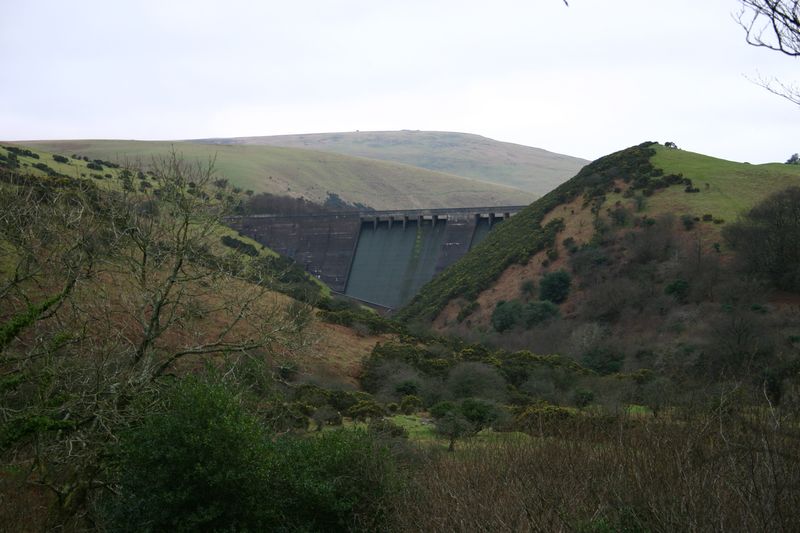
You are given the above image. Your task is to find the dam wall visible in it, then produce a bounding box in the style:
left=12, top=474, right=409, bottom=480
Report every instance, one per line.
left=227, top=206, right=525, bottom=308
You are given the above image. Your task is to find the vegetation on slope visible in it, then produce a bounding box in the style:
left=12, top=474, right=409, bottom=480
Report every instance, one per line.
left=20, top=139, right=535, bottom=210
left=396, top=142, right=660, bottom=323
left=4, top=141, right=800, bottom=531
left=198, top=130, right=589, bottom=196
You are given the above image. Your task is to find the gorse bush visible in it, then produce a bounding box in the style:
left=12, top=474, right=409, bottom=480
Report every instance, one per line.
left=104, top=378, right=398, bottom=532
left=105, top=377, right=274, bottom=532
left=539, top=270, right=572, bottom=304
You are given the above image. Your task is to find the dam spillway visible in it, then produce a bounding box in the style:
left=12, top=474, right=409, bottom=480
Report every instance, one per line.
left=226, top=206, right=525, bottom=309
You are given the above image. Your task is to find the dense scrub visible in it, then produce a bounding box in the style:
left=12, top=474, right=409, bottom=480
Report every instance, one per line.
left=390, top=405, right=800, bottom=532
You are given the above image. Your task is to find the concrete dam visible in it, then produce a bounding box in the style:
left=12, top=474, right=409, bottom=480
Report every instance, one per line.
left=227, top=206, right=525, bottom=309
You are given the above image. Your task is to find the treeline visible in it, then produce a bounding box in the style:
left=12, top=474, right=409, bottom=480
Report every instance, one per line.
left=246, top=191, right=373, bottom=215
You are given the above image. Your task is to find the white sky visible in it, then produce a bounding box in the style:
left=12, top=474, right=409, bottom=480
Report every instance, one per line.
left=1, top=0, right=798, bottom=163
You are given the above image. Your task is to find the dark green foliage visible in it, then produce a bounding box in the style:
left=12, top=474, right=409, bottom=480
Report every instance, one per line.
left=581, top=347, right=624, bottom=375
left=724, top=187, right=800, bottom=291
left=52, top=154, right=69, bottom=164
left=0, top=284, right=74, bottom=351
left=105, top=378, right=274, bottom=532
left=491, top=300, right=559, bottom=333
left=32, top=162, right=67, bottom=177
left=318, top=308, right=398, bottom=334
left=86, top=162, right=103, bottom=171
left=539, top=270, right=572, bottom=304
left=3, top=146, right=39, bottom=159
left=0, top=415, right=75, bottom=451
left=244, top=254, right=325, bottom=303
left=459, top=398, right=505, bottom=430
left=106, top=378, right=396, bottom=532
left=430, top=401, right=459, bottom=419
left=522, top=300, right=559, bottom=326
left=434, top=411, right=475, bottom=451
left=395, top=380, right=419, bottom=396
left=681, top=214, right=695, bottom=230
left=348, top=399, right=386, bottom=421
left=786, top=153, right=800, bottom=165
left=368, top=417, right=408, bottom=439
left=491, top=299, right=523, bottom=332
left=665, top=279, right=690, bottom=303
left=220, top=234, right=259, bottom=256
left=445, top=362, right=508, bottom=401
left=399, top=394, right=423, bottom=414
left=263, top=428, right=398, bottom=532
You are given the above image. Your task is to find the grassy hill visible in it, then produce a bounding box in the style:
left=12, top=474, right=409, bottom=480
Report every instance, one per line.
left=17, top=139, right=535, bottom=210
left=194, top=130, right=588, bottom=196
left=397, top=142, right=800, bottom=324
left=646, top=146, right=800, bottom=223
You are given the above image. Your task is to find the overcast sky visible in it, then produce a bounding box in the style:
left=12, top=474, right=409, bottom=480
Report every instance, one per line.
left=1, top=0, right=798, bottom=162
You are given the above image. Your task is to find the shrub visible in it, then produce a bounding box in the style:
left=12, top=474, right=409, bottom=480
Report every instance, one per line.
left=491, top=300, right=523, bottom=332
left=348, top=399, right=386, bottom=421
left=581, top=347, right=624, bottom=375
left=459, top=398, right=505, bottom=430
left=434, top=411, right=475, bottom=451
left=520, top=279, right=536, bottom=298
left=104, top=378, right=274, bottom=531
left=399, top=394, right=423, bottom=414
left=52, top=154, right=69, bottom=164
left=665, top=279, right=690, bottom=303
left=368, top=417, right=409, bottom=439
left=522, top=300, right=560, bottom=326
left=270, top=428, right=399, bottom=531
left=681, top=214, right=695, bottom=230
left=445, top=362, right=508, bottom=401
left=540, top=270, right=572, bottom=304
left=430, top=400, right=459, bottom=419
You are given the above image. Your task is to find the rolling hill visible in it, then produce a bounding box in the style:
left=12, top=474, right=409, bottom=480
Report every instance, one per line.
left=16, top=139, right=534, bottom=210
left=397, top=142, right=800, bottom=326
left=194, top=130, right=588, bottom=196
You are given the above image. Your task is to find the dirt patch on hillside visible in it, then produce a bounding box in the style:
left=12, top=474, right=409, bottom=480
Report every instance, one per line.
left=434, top=195, right=595, bottom=330
left=296, top=321, right=389, bottom=387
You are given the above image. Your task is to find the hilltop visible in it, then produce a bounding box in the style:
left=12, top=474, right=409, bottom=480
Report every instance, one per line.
left=194, top=130, right=588, bottom=196
left=17, top=139, right=534, bottom=210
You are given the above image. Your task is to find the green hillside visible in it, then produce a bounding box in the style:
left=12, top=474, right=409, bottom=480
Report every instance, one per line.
left=19, top=139, right=535, bottom=210
left=195, top=130, right=588, bottom=196
left=397, top=142, right=800, bottom=323
left=647, top=146, right=800, bottom=222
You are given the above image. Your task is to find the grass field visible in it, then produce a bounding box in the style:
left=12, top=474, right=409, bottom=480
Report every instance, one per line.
left=648, top=145, right=800, bottom=223
left=198, top=130, right=589, bottom=196
left=15, top=139, right=535, bottom=210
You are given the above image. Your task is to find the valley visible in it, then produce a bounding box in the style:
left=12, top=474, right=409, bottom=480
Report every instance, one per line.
left=3, top=137, right=800, bottom=531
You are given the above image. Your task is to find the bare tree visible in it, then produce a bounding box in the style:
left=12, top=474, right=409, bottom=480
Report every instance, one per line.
left=0, top=152, right=311, bottom=525
left=737, top=1, right=800, bottom=104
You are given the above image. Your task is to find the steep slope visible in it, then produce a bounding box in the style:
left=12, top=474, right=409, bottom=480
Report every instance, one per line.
left=397, top=142, right=800, bottom=325
left=18, top=140, right=534, bottom=210
left=194, top=130, right=588, bottom=196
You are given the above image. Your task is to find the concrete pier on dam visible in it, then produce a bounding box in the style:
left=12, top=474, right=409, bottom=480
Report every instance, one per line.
left=226, top=206, right=526, bottom=310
